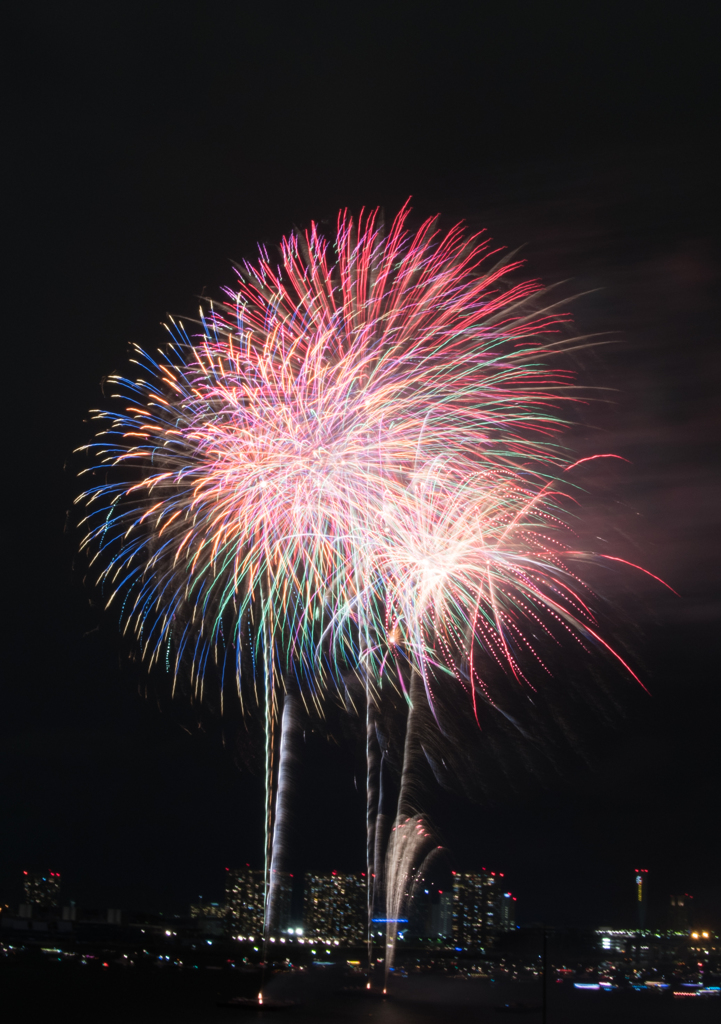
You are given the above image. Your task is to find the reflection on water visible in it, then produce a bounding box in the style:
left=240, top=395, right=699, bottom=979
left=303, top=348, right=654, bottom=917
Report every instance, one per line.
left=2, top=966, right=719, bottom=1024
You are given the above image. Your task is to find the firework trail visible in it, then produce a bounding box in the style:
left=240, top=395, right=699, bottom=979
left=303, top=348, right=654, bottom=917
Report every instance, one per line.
left=266, top=693, right=299, bottom=938
left=76, top=202, right=658, bottom=956
left=378, top=669, right=441, bottom=978
left=365, top=698, right=380, bottom=961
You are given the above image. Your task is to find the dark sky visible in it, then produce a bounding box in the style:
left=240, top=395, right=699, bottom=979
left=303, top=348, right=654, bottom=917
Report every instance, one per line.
left=3, top=2, right=719, bottom=929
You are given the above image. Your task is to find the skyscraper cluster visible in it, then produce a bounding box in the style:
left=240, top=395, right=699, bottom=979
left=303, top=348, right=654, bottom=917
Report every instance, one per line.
left=214, top=866, right=515, bottom=948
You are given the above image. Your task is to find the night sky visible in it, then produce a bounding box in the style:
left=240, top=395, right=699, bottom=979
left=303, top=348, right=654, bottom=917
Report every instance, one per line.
left=3, top=2, right=718, bottom=929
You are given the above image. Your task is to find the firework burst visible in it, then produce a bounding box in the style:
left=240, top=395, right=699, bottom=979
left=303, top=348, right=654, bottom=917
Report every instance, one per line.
left=77, top=202, right=583, bottom=715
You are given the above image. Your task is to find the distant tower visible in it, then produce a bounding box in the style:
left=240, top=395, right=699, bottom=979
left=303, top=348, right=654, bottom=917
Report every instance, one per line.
left=634, top=869, right=648, bottom=929
left=22, top=870, right=60, bottom=910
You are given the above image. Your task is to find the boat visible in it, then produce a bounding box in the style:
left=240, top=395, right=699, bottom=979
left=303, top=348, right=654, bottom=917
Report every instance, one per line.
left=494, top=1001, right=543, bottom=1013
left=218, top=996, right=300, bottom=1011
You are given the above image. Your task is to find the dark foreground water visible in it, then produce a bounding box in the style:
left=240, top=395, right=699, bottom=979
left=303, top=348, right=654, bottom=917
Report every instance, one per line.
left=2, top=966, right=719, bottom=1024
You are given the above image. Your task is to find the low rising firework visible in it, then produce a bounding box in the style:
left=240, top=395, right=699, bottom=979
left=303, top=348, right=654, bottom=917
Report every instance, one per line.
left=77, top=202, right=663, bottom=944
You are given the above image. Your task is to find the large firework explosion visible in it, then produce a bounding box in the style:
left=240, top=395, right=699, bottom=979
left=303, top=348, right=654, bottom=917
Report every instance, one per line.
left=77, top=203, right=659, bottom=950
left=77, top=204, right=612, bottom=704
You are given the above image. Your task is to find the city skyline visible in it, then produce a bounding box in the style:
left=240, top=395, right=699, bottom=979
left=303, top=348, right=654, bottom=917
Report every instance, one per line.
left=7, top=862, right=717, bottom=941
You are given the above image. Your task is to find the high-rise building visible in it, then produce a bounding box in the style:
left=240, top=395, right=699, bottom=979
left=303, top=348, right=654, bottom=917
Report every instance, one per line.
left=452, top=870, right=513, bottom=950
left=224, top=866, right=293, bottom=936
left=635, top=868, right=648, bottom=929
left=434, top=892, right=453, bottom=938
left=225, top=866, right=265, bottom=937
left=22, top=871, right=60, bottom=909
left=304, top=872, right=366, bottom=945
left=669, top=893, right=690, bottom=932
left=498, top=891, right=516, bottom=933
left=453, top=872, right=488, bottom=949
left=408, top=886, right=453, bottom=940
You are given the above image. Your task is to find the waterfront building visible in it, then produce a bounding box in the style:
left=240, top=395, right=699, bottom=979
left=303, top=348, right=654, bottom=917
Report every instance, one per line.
left=498, top=890, right=517, bottom=933
left=304, top=872, right=365, bottom=944
left=189, top=898, right=228, bottom=919
left=669, top=893, right=690, bottom=932
left=22, top=870, right=60, bottom=910
left=452, top=870, right=514, bottom=950
left=431, top=892, right=453, bottom=938
left=597, top=928, right=636, bottom=954
left=409, top=887, right=453, bottom=940
left=225, top=866, right=265, bottom=937
left=224, top=866, right=293, bottom=936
